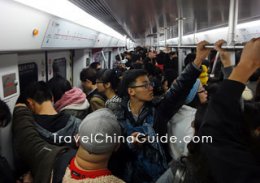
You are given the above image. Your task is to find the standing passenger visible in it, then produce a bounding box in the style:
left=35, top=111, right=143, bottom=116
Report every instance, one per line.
left=80, top=68, right=106, bottom=113
left=62, top=108, right=124, bottom=183
left=48, top=75, right=90, bottom=120
left=13, top=105, right=125, bottom=183
left=114, top=41, right=211, bottom=182
left=21, top=81, right=81, bottom=147
left=96, top=69, right=122, bottom=113
left=199, top=38, right=260, bottom=183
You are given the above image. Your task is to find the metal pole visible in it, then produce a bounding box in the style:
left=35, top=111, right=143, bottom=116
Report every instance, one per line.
left=177, top=0, right=184, bottom=75
left=177, top=18, right=184, bottom=75
left=227, top=0, right=238, bottom=46
left=117, top=48, right=122, bottom=61
left=227, top=0, right=239, bottom=65
left=101, top=50, right=108, bottom=69
left=157, top=32, right=160, bottom=49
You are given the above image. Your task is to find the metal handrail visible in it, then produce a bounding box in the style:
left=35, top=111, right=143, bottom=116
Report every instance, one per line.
left=167, top=44, right=244, bottom=49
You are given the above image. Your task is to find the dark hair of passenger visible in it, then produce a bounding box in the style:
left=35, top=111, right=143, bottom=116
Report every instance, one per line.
left=184, top=53, right=196, bottom=67
left=156, top=51, right=165, bottom=65
left=0, top=99, right=11, bottom=127
left=97, top=69, right=120, bottom=91
left=186, top=95, right=200, bottom=108
left=80, top=68, right=97, bottom=84
left=119, top=69, right=147, bottom=97
left=24, top=81, right=53, bottom=104
left=115, top=54, right=121, bottom=61
left=47, top=75, right=72, bottom=103
left=150, top=77, right=164, bottom=96
left=89, top=62, right=101, bottom=70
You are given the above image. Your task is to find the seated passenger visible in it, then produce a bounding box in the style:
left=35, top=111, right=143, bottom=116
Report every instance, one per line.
left=48, top=75, right=90, bottom=120
left=199, top=38, right=260, bottom=183
left=23, top=81, right=81, bottom=147
left=96, top=69, right=122, bottom=113
left=114, top=41, right=211, bottom=182
left=80, top=68, right=106, bottom=113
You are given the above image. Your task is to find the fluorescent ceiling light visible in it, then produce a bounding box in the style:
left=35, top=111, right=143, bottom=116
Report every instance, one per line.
left=14, top=0, right=125, bottom=40
left=167, top=19, right=260, bottom=43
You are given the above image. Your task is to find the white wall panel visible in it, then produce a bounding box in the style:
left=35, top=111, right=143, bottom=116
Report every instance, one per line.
left=0, top=53, right=19, bottom=168
left=0, top=0, right=51, bottom=51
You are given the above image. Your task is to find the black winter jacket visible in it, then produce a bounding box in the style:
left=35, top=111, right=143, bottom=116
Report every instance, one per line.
left=153, top=63, right=202, bottom=136
left=199, top=80, right=260, bottom=183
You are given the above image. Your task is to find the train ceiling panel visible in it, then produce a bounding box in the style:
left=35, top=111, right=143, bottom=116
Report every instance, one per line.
left=69, top=0, right=260, bottom=42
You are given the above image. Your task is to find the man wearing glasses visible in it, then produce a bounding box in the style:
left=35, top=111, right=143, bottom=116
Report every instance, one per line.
left=113, top=41, right=211, bottom=183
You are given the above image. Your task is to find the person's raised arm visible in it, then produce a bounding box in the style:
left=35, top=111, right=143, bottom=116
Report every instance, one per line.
left=215, top=39, right=232, bottom=68
left=154, top=41, right=211, bottom=136
left=193, top=40, right=211, bottom=67
left=199, top=37, right=260, bottom=183
left=215, top=39, right=233, bottom=78
left=229, top=38, right=260, bottom=84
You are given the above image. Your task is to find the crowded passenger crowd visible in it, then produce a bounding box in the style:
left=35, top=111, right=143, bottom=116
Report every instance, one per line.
left=1, top=38, right=260, bottom=183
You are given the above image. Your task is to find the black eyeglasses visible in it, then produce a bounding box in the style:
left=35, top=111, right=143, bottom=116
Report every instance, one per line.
left=130, top=82, right=154, bottom=89
left=197, top=89, right=207, bottom=94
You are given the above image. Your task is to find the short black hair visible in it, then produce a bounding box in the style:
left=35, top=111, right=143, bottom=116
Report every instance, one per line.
left=184, top=53, right=196, bottom=67
left=24, top=81, right=53, bottom=104
left=80, top=68, right=97, bottom=84
left=47, top=75, right=72, bottom=103
left=0, top=99, right=11, bottom=127
left=97, top=69, right=120, bottom=91
left=89, top=62, right=101, bottom=70
left=119, top=69, right=147, bottom=97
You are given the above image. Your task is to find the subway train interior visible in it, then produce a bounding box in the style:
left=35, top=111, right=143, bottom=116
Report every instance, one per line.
left=0, top=0, right=260, bottom=182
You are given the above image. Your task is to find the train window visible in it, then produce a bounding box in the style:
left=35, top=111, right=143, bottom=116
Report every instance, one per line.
left=53, top=57, right=66, bottom=78
left=18, top=62, right=38, bottom=94
left=86, top=57, right=90, bottom=67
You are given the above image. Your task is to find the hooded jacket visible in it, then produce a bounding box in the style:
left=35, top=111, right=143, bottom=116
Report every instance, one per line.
left=55, top=87, right=90, bottom=120
left=34, top=113, right=81, bottom=148
left=13, top=106, right=69, bottom=183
